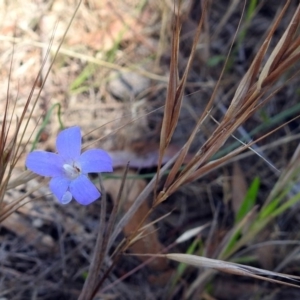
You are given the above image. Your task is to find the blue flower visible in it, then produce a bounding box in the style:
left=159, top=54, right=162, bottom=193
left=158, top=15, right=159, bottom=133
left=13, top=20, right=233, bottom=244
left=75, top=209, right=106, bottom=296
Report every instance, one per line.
left=26, top=126, right=113, bottom=205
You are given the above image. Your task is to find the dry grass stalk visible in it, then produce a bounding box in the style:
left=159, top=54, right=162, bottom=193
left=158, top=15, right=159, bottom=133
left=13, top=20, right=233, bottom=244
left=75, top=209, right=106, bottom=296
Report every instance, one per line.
left=162, top=253, right=300, bottom=288
left=155, top=1, right=300, bottom=205
left=111, top=1, right=300, bottom=262
left=156, top=0, right=248, bottom=199
left=156, top=0, right=208, bottom=185
left=0, top=1, right=82, bottom=221
left=106, top=3, right=300, bottom=295
left=265, top=143, right=300, bottom=205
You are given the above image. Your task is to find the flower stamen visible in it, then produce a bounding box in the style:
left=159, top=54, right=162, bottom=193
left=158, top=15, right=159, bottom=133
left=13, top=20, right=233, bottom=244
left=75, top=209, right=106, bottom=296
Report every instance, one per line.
left=63, top=163, right=81, bottom=179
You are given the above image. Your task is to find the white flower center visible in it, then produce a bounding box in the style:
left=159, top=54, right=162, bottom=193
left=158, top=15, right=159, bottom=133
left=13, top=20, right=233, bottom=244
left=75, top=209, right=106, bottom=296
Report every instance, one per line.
left=63, top=163, right=81, bottom=179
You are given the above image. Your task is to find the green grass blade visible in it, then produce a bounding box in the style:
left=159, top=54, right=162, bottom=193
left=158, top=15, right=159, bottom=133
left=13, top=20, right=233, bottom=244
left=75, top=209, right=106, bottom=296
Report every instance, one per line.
left=235, top=177, right=260, bottom=223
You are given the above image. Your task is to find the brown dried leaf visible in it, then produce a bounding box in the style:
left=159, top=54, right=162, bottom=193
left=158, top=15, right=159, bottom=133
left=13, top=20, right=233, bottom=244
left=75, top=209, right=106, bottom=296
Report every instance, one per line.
left=148, top=269, right=175, bottom=286
left=231, top=162, right=247, bottom=215
left=69, top=0, right=144, bottom=52
left=103, top=171, right=168, bottom=271
left=70, top=16, right=141, bottom=51
left=109, top=144, right=193, bottom=169
left=256, top=232, right=275, bottom=270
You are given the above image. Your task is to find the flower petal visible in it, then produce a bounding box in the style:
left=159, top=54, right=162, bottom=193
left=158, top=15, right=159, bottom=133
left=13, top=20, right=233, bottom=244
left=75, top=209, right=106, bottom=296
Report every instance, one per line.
left=78, top=149, right=113, bottom=173
left=69, top=175, right=100, bottom=205
left=56, top=126, right=81, bottom=161
left=49, top=176, right=71, bottom=204
left=61, top=191, right=73, bottom=204
left=26, top=151, right=64, bottom=177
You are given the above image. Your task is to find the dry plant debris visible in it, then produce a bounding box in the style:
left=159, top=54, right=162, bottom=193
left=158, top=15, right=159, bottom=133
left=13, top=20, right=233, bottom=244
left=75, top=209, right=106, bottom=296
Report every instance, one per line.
left=1, top=0, right=300, bottom=299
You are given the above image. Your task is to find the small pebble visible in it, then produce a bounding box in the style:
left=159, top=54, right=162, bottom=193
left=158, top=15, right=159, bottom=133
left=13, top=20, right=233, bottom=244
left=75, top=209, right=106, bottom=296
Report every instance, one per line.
left=107, top=71, right=150, bottom=101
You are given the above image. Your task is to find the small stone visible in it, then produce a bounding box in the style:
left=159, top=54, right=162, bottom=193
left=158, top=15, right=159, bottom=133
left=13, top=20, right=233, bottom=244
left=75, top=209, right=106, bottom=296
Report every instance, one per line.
left=107, top=71, right=150, bottom=101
